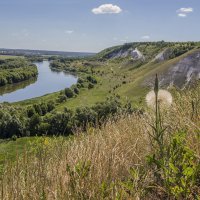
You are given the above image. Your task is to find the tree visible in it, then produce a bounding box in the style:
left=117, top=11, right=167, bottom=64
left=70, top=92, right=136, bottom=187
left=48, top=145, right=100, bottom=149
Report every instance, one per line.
left=64, top=88, right=74, bottom=98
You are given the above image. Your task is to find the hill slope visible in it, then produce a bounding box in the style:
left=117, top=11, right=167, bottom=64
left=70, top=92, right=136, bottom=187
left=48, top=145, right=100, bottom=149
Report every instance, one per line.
left=96, top=42, right=200, bottom=89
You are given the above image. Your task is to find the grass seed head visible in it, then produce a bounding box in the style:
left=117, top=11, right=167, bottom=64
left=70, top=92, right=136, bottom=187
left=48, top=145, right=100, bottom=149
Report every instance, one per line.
left=146, top=89, right=173, bottom=108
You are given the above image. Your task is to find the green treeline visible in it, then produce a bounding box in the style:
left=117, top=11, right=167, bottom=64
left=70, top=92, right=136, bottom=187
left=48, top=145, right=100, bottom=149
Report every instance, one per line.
left=0, top=97, right=134, bottom=139
left=0, top=59, right=38, bottom=86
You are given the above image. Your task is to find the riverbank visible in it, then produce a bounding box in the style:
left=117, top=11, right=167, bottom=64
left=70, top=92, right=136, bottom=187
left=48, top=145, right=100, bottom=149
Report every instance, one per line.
left=0, top=60, right=77, bottom=103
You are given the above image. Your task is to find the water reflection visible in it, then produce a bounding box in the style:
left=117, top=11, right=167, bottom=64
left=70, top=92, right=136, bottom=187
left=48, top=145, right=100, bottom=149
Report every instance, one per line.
left=0, top=78, right=37, bottom=96
left=0, top=61, right=77, bottom=103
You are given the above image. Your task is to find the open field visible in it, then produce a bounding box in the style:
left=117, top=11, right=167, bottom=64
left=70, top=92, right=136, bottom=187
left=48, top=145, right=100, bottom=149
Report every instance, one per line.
left=0, top=55, right=24, bottom=60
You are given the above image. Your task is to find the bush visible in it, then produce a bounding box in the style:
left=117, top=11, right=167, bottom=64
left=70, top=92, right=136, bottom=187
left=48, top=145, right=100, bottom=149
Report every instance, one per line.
left=64, top=88, right=74, bottom=98
left=77, top=78, right=84, bottom=84
left=45, top=111, right=73, bottom=135
left=11, top=135, right=17, bottom=141
left=57, top=95, right=67, bottom=103
left=77, top=83, right=84, bottom=88
left=74, top=87, right=79, bottom=94
left=88, top=83, right=94, bottom=89
left=74, top=107, right=97, bottom=128
left=86, top=76, right=97, bottom=84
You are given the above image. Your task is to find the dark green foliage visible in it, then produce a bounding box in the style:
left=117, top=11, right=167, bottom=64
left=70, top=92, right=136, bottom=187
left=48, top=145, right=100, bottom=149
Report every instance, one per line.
left=77, top=83, right=84, bottom=88
left=0, top=97, right=134, bottom=139
left=86, top=76, right=97, bottom=84
left=27, top=106, right=36, bottom=118
left=64, top=88, right=74, bottom=98
left=11, top=135, right=17, bottom=141
left=50, top=60, right=77, bottom=73
left=73, top=87, right=79, bottom=94
left=88, top=83, right=94, bottom=89
left=29, top=114, right=41, bottom=135
left=27, top=101, right=55, bottom=117
left=0, top=59, right=38, bottom=86
left=44, top=110, right=73, bottom=135
left=57, top=95, right=67, bottom=103
left=0, top=111, right=24, bottom=138
left=26, top=56, right=43, bottom=62
left=77, top=78, right=84, bottom=84
left=168, top=43, right=197, bottom=59
left=74, top=107, right=97, bottom=128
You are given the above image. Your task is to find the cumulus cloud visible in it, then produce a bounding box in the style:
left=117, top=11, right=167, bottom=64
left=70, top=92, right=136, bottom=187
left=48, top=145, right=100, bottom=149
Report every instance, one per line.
left=177, top=7, right=193, bottom=17
left=178, top=13, right=187, bottom=18
left=65, top=30, right=74, bottom=34
left=141, top=35, right=150, bottom=40
left=177, top=7, right=193, bottom=13
left=92, top=4, right=122, bottom=14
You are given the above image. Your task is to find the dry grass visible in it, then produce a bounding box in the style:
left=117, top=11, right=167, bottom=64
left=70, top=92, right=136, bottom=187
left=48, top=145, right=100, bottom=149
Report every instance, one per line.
left=0, top=85, right=200, bottom=200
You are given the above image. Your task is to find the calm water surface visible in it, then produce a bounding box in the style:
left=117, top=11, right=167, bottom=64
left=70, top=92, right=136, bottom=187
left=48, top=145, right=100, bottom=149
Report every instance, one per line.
left=0, top=61, right=77, bottom=103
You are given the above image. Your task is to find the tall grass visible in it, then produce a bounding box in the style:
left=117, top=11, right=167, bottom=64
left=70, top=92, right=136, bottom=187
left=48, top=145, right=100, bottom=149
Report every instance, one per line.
left=0, top=84, right=200, bottom=199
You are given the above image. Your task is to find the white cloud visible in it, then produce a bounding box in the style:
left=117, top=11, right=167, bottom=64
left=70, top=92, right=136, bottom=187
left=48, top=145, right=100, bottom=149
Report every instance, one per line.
left=178, top=13, right=187, bottom=18
left=65, top=30, right=74, bottom=34
left=92, top=4, right=122, bottom=14
left=177, top=7, right=193, bottom=17
left=177, top=7, right=193, bottom=13
left=141, top=35, right=150, bottom=40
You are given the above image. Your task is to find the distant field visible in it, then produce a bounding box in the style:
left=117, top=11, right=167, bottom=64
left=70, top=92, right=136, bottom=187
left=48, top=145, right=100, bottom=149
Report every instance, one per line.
left=0, top=55, right=23, bottom=60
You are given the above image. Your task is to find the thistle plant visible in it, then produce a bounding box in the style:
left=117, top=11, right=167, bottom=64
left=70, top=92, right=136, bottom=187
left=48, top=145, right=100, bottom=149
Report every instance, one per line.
left=146, top=74, right=174, bottom=196
left=146, top=75, right=200, bottom=199
left=146, top=74, right=172, bottom=158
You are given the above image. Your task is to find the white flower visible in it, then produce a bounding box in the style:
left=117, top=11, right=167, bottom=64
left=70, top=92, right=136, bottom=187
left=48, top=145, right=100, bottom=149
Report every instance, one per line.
left=146, top=89, right=173, bottom=108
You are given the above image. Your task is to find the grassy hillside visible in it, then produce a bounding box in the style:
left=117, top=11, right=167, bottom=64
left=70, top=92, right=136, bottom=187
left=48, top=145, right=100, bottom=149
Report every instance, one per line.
left=0, top=83, right=199, bottom=199
left=0, top=137, right=38, bottom=165
left=15, top=42, right=200, bottom=109
left=0, top=42, right=200, bottom=199
left=0, top=42, right=199, bottom=139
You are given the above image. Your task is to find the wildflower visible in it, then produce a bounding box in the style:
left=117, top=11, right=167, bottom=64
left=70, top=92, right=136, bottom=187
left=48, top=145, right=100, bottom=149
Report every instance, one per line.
left=146, top=89, right=173, bottom=108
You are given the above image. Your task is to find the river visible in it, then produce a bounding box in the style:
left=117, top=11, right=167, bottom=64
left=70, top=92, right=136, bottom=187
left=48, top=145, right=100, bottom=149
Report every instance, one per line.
left=0, top=61, right=77, bottom=103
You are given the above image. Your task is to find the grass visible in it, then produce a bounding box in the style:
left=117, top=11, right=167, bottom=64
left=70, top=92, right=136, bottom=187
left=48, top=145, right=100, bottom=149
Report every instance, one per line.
left=14, top=48, right=198, bottom=111
left=0, top=55, right=23, bottom=60
left=0, top=43, right=200, bottom=199
left=0, top=137, right=39, bottom=165
left=0, top=83, right=199, bottom=199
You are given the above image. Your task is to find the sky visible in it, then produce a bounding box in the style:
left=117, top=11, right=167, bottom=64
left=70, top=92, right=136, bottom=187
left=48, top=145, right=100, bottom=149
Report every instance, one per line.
left=0, top=0, right=199, bottom=53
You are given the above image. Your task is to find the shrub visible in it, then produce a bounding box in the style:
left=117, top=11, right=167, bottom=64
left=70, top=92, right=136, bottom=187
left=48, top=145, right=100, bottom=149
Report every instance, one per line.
left=64, top=88, right=74, bottom=98
left=77, top=83, right=84, bottom=88
left=57, top=95, right=67, bottom=103
left=11, top=135, right=17, bottom=141
left=86, top=76, right=97, bottom=84
left=74, top=107, right=97, bottom=128
left=77, top=78, right=84, bottom=84
left=88, top=83, right=94, bottom=89
left=74, top=87, right=79, bottom=94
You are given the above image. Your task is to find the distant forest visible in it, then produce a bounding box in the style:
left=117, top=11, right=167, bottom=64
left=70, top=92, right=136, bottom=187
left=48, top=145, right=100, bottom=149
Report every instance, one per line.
left=0, top=59, right=38, bottom=86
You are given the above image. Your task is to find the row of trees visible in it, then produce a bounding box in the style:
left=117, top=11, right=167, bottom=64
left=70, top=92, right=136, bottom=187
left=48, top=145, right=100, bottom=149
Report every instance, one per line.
left=0, top=59, right=38, bottom=86
left=0, top=97, right=135, bottom=139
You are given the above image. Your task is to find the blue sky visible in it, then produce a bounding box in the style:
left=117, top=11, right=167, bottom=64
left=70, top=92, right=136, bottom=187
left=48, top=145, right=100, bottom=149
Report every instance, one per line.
left=0, top=0, right=199, bottom=52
